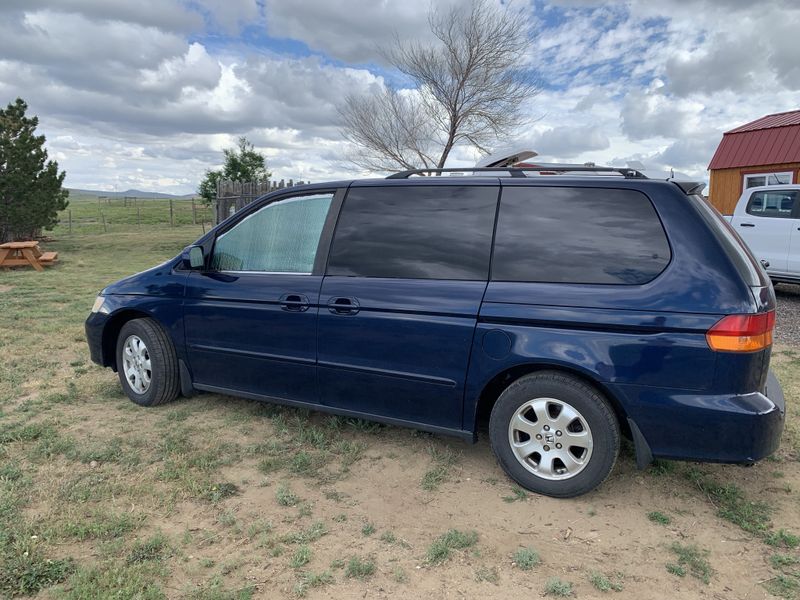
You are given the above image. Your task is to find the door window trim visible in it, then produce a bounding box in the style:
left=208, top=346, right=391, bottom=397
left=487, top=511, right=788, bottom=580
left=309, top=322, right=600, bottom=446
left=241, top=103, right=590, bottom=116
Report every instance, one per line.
left=208, top=187, right=346, bottom=276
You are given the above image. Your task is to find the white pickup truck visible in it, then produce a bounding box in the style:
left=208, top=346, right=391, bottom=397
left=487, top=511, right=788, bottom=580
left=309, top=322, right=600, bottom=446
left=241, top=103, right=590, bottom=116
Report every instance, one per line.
left=726, top=184, right=800, bottom=284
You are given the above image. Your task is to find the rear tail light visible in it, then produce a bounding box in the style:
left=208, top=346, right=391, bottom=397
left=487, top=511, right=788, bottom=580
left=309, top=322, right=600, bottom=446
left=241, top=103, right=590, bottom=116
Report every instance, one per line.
left=706, top=311, right=775, bottom=352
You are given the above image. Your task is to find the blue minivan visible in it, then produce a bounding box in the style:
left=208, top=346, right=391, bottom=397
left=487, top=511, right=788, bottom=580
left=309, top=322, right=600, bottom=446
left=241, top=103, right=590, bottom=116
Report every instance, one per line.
left=85, top=167, right=785, bottom=497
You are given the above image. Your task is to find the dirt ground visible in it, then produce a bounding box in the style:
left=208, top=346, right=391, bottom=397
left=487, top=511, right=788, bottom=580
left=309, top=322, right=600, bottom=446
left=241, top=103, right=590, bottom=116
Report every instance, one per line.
left=1, top=227, right=799, bottom=600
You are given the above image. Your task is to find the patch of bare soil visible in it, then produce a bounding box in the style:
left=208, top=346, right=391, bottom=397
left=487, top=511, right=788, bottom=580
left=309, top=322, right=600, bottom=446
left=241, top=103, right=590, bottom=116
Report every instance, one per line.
left=148, top=429, right=793, bottom=599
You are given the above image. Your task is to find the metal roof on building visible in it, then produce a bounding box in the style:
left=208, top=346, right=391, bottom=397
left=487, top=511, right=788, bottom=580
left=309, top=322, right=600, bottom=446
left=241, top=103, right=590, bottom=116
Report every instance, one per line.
left=708, top=110, right=800, bottom=170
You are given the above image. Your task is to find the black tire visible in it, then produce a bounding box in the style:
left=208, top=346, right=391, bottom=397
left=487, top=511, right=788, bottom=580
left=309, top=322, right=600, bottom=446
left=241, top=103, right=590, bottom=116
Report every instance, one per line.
left=489, top=371, right=620, bottom=498
left=116, top=318, right=180, bottom=407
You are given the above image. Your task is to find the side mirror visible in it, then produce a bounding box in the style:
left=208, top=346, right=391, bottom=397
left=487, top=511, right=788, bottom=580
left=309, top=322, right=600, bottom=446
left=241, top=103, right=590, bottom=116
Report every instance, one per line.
left=188, top=245, right=205, bottom=269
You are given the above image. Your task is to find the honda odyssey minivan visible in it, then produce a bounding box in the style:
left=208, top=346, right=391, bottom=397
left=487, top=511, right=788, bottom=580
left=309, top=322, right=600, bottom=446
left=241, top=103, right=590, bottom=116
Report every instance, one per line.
left=86, top=166, right=785, bottom=497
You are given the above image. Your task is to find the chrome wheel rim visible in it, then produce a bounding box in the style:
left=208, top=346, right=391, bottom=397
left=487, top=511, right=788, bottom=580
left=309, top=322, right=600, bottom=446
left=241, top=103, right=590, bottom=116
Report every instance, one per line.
left=122, top=335, right=152, bottom=394
left=508, top=397, right=593, bottom=481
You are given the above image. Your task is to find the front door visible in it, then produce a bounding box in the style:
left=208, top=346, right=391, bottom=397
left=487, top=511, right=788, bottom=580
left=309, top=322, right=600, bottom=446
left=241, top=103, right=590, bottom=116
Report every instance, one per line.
left=184, top=190, right=337, bottom=403
left=731, top=189, right=795, bottom=274
left=316, top=183, right=498, bottom=431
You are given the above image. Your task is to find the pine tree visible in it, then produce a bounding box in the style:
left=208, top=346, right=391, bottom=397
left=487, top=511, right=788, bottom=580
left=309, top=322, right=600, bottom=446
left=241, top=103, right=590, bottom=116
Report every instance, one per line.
left=0, top=98, right=69, bottom=243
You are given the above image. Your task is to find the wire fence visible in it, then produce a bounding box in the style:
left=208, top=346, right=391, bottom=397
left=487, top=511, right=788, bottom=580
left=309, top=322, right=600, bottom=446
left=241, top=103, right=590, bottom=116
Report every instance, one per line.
left=53, top=177, right=310, bottom=236
left=53, top=196, right=212, bottom=236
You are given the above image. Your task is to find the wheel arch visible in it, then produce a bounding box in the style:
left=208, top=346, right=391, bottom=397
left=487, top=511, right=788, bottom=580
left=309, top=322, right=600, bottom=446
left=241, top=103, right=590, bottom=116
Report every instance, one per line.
left=101, top=309, right=152, bottom=371
left=472, top=362, right=631, bottom=439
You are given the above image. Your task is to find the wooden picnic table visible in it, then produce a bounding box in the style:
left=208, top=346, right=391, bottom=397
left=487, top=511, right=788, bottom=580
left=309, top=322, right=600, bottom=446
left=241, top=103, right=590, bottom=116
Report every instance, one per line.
left=0, top=241, right=58, bottom=271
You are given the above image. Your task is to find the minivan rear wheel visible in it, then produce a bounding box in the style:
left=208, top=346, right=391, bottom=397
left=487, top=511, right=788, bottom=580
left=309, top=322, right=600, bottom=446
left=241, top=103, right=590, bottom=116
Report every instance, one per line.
left=116, top=318, right=180, bottom=407
left=489, top=371, right=619, bottom=498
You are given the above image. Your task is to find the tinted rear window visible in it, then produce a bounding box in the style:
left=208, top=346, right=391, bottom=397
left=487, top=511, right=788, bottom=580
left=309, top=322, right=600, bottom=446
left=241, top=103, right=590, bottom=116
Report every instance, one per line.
left=327, top=185, right=497, bottom=280
left=492, top=186, right=671, bottom=284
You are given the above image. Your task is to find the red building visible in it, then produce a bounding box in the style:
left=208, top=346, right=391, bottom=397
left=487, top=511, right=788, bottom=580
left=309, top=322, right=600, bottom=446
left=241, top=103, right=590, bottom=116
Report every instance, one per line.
left=708, top=110, right=800, bottom=214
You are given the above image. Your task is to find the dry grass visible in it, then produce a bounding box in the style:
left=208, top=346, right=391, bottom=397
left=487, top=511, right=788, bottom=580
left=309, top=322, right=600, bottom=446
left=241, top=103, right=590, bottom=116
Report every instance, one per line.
left=2, top=224, right=800, bottom=598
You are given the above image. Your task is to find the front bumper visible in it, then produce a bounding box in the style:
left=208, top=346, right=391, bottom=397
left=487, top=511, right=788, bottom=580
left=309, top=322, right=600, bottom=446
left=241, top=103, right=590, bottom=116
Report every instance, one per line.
left=618, top=368, right=785, bottom=464
left=85, top=312, right=110, bottom=367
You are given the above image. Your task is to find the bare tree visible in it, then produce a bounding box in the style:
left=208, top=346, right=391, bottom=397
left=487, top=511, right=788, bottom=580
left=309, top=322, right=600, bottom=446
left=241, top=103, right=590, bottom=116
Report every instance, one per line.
left=340, top=0, right=539, bottom=172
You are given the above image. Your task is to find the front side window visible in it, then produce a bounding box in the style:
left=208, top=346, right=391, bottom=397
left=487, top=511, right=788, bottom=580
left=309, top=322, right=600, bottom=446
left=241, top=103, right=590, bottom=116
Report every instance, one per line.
left=211, top=193, right=333, bottom=272
left=746, top=190, right=797, bottom=218
left=744, top=172, right=793, bottom=189
left=492, top=186, right=671, bottom=285
left=327, top=185, right=497, bottom=280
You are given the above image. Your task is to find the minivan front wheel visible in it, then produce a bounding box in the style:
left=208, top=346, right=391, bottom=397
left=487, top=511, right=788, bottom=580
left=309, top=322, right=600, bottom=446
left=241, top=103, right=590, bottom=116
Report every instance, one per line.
left=489, top=372, right=620, bottom=498
left=116, top=318, right=180, bottom=407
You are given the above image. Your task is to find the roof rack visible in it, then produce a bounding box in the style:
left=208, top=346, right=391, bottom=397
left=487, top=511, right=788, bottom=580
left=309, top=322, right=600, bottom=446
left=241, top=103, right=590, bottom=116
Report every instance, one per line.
left=385, top=166, right=647, bottom=179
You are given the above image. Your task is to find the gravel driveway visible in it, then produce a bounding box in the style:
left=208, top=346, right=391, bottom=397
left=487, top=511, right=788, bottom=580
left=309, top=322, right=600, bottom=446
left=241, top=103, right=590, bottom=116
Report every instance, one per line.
left=776, top=282, right=800, bottom=347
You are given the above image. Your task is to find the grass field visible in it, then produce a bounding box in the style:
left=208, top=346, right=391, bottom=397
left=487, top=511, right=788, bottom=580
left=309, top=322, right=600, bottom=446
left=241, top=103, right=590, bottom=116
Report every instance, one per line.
left=1, top=223, right=800, bottom=599
left=51, top=195, right=213, bottom=237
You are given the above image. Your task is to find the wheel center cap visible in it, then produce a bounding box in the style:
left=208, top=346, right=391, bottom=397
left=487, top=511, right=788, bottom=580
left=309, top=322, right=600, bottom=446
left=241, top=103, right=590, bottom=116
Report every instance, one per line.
left=544, top=432, right=555, bottom=444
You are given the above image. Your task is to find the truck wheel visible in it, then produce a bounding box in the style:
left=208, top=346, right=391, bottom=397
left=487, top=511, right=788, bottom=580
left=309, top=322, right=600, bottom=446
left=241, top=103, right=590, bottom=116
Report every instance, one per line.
left=116, top=318, right=180, bottom=407
left=489, top=371, right=620, bottom=498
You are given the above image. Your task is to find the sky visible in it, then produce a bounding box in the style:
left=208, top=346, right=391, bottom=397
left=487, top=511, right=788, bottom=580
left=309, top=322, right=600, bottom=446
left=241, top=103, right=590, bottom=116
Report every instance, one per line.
left=1, top=0, right=799, bottom=194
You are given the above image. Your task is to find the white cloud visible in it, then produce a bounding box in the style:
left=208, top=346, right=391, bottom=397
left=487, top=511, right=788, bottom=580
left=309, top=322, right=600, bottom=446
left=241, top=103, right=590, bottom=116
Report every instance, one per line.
left=528, top=125, right=610, bottom=157
left=620, top=85, right=705, bottom=141
left=262, top=0, right=461, bottom=63
left=0, top=0, right=203, bottom=32
left=195, top=0, right=262, bottom=34
left=0, top=0, right=799, bottom=191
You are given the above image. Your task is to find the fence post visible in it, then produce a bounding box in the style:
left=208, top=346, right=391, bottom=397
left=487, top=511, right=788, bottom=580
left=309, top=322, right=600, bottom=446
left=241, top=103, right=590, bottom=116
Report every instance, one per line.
left=101, top=212, right=107, bottom=233
left=215, top=179, right=221, bottom=225
left=169, top=198, right=174, bottom=227
left=137, top=205, right=141, bottom=227
left=192, top=198, right=196, bottom=225
left=68, top=210, right=72, bottom=234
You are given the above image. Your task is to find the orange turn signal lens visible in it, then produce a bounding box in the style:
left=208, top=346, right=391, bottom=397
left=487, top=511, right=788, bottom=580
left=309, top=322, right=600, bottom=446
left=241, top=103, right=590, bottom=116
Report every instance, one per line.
left=706, top=311, right=775, bottom=352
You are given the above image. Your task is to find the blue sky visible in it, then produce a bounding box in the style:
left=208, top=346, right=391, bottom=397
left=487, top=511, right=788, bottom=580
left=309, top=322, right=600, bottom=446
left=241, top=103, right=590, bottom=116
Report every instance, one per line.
left=0, top=0, right=798, bottom=193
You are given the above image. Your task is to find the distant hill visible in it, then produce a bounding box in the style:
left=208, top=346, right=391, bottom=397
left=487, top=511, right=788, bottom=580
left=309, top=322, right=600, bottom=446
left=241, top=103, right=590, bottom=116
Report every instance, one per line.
left=68, top=188, right=196, bottom=199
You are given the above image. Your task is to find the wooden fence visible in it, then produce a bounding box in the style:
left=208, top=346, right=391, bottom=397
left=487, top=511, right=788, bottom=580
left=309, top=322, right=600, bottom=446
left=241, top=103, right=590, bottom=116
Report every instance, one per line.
left=215, top=178, right=309, bottom=224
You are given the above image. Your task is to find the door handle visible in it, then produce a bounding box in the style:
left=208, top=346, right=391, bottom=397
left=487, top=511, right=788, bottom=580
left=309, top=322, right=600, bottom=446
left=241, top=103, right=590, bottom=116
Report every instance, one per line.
left=740, top=223, right=755, bottom=227
left=327, top=296, right=360, bottom=315
left=279, top=293, right=310, bottom=312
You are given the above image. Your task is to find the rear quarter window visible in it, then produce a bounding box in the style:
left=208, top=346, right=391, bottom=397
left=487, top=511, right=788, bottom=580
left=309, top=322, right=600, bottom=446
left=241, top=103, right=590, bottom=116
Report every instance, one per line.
left=491, top=186, right=671, bottom=284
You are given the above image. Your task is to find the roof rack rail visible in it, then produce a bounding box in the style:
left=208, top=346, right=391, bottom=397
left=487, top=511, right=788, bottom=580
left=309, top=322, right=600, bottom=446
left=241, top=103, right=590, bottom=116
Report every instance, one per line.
left=385, top=166, right=647, bottom=179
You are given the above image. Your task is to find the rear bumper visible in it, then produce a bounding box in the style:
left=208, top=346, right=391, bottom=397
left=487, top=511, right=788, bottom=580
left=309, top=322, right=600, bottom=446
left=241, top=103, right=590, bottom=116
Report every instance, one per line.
left=619, top=369, right=785, bottom=464
left=766, top=369, right=786, bottom=417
